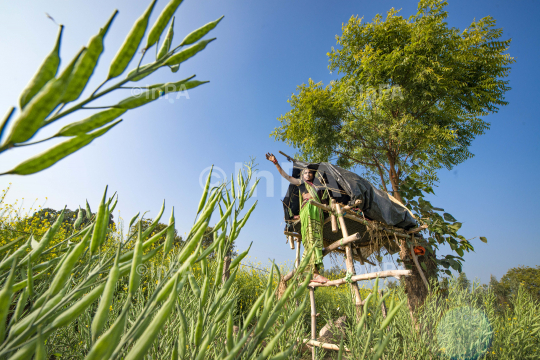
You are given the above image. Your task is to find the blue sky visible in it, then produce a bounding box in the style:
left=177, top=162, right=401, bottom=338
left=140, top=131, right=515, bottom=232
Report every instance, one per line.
left=0, top=0, right=538, bottom=284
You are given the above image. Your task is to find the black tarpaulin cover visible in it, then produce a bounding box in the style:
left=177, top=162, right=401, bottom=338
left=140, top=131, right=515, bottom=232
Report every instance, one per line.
left=282, top=160, right=417, bottom=231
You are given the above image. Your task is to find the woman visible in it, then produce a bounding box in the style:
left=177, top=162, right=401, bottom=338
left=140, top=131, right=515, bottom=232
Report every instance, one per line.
left=266, top=153, right=329, bottom=284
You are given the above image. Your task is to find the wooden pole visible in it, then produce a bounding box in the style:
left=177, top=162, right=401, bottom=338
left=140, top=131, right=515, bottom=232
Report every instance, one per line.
left=322, top=232, right=361, bottom=256
left=308, top=270, right=411, bottom=288
left=303, top=339, right=351, bottom=352
left=330, top=198, right=338, bottom=233
left=289, top=235, right=295, bottom=250
left=295, top=238, right=301, bottom=269
left=335, top=203, right=364, bottom=317
left=309, top=286, right=317, bottom=360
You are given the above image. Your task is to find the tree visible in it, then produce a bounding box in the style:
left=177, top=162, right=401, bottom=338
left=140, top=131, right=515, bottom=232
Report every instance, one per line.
left=491, top=266, right=540, bottom=302
left=272, top=0, right=513, bottom=313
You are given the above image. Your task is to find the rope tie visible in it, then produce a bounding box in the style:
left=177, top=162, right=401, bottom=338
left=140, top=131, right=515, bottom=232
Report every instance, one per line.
left=345, top=271, right=353, bottom=284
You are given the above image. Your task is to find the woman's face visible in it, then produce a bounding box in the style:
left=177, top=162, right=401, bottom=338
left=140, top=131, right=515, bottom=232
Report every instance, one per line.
left=303, top=170, right=314, bottom=181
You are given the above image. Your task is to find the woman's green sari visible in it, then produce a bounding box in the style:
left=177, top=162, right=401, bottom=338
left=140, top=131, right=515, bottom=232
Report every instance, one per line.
left=299, top=181, right=324, bottom=271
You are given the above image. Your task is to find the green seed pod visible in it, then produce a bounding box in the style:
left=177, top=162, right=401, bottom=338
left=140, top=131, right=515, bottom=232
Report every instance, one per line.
left=0, top=235, right=25, bottom=254
left=12, top=288, right=29, bottom=324
left=73, top=206, right=84, bottom=230
left=118, top=244, right=163, bottom=278
left=180, top=16, right=223, bottom=46
left=126, top=63, right=157, bottom=82
left=124, top=277, right=178, bottom=360
left=4, top=120, right=121, bottom=176
left=108, top=0, right=157, bottom=80
left=5, top=78, right=63, bottom=145
left=50, top=283, right=105, bottom=329
left=170, top=64, right=180, bottom=73
left=155, top=272, right=185, bottom=303
left=214, top=299, right=233, bottom=324
left=57, top=108, right=126, bottom=137
left=157, top=16, right=175, bottom=60
left=33, top=216, right=64, bottom=263
left=0, top=237, right=30, bottom=271
left=35, top=327, right=46, bottom=360
left=229, top=242, right=252, bottom=270
left=19, top=26, right=63, bottom=109
left=84, top=296, right=132, bottom=360
left=109, top=195, right=118, bottom=213
left=0, top=258, right=17, bottom=342
left=178, top=221, right=208, bottom=263
left=213, top=243, right=224, bottom=288
left=193, top=324, right=216, bottom=360
left=226, top=308, right=233, bottom=352
left=129, top=223, right=143, bottom=296
left=119, top=224, right=170, bottom=263
left=247, top=178, right=260, bottom=199
left=163, top=207, right=175, bottom=260
left=147, top=0, right=182, bottom=49
left=230, top=174, right=236, bottom=199
left=193, top=307, right=203, bottom=347
left=211, top=268, right=238, bottom=314
left=379, top=300, right=405, bottom=331
left=195, top=230, right=225, bottom=262
left=178, top=321, right=186, bottom=359
left=235, top=201, right=257, bottom=234
left=201, top=275, right=210, bottom=307
left=62, top=11, right=117, bottom=103
left=90, top=186, right=108, bottom=254
left=188, top=272, right=201, bottom=298
left=128, top=212, right=140, bottom=230
left=27, top=257, right=34, bottom=298
left=114, top=79, right=208, bottom=109
left=91, top=260, right=120, bottom=342
left=141, top=200, right=165, bottom=240
left=49, top=228, right=91, bottom=297
left=9, top=286, right=67, bottom=340
left=170, top=341, right=178, bottom=360
left=24, top=209, right=64, bottom=264
left=164, top=38, right=216, bottom=66
left=198, top=165, right=213, bottom=214
left=113, top=87, right=164, bottom=109
left=12, top=266, right=50, bottom=293
left=86, top=200, right=92, bottom=220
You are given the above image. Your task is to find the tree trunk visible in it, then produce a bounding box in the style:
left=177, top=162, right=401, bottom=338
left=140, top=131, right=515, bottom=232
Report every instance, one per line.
left=386, top=157, right=436, bottom=317
left=400, top=246, right=438, bottom=314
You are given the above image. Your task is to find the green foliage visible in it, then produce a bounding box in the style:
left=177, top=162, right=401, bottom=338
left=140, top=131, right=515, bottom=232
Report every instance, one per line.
left=491, top=266, right=540, bottom=303
left=0, top=1, right=222, bottom=175
left=400, top=177, right=482, bottom=274
left=272, top=0, right=514, bottom=197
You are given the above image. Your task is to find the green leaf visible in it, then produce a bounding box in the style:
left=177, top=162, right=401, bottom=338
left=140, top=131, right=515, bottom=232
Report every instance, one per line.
left=480, top=236, right=487, bottom=243
left=449, top=222, right=462, bottom=231
left=443, top=213, right=457, bottom=222
left=4, top=120, right=121, bottom=175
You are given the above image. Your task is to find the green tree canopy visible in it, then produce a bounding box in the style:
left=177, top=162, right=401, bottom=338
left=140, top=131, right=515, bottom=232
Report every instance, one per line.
left=491, top=266, right=540, bottom=302
left=272, top=0, right=514, bottom=203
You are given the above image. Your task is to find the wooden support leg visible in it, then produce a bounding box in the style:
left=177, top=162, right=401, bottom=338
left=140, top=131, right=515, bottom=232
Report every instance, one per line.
left=335, top=203, right=363, bottom=317
left=309, top=286, right=317, bottom=360
left=330, top=198, right=338, bottom=233
left=289, top=235, right=295, bottom=250
left=295, top=238, right=301, bottom=269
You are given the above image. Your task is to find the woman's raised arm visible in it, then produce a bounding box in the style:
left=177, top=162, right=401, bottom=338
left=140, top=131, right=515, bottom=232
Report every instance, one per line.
left=266, top=153, right=301, bottom=185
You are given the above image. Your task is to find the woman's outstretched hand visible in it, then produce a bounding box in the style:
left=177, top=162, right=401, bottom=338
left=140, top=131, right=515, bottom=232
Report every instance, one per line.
left=266, top=153, right=277, bottom=163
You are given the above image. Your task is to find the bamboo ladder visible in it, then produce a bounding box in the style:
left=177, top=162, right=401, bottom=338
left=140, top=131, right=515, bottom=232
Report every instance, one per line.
left=283, top=198, right=425, bottom=359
